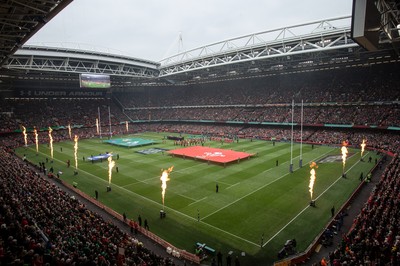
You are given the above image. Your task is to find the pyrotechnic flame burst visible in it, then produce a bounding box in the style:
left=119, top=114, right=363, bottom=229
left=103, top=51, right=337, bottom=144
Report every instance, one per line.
left=68, top=124, right=72, bottom=139
left=21, top=126, right=27, bottom=146
left=48, top=127, right=53, bottom=159
left=341, top=141, right=348, bottom=172
left=96, top=118, right=99, bottom=134
left=34, top=128, right=38, bottom=153
left=74, top=135, right=79, bottom=169
left=309, top=162, right=318, bottom=200
left=160, top=166, right=174, bottom=207
left=126, top=121, right=128, bottom=133
left=108, top=155, right=115, bottom=185
left=360, top=139, right=366, bottom=158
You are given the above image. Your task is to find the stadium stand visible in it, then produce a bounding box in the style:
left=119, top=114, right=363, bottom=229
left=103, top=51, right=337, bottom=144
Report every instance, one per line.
left=1, top=62, right=400, bottom=265
left=0, top=143, right=178, bottom=265
left=327, top=156, right=400, bottom=265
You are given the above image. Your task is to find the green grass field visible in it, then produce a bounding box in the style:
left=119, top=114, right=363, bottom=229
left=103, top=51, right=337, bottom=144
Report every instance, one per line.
left=16, top=132, right=380, bottom=265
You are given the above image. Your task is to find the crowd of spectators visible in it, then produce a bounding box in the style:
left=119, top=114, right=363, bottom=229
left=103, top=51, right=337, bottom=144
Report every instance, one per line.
left=1, top=65, right=400, bottom=133
left=5, top=98, right=396, bottom=131
left=1, top=62, right=400, bottom=265
left=0, top=98, right=127, bottom=133
left=0, top=143, right=176, bottom=265
left=2, top=119, right=400, bottom=265
left=137, top=123, right=400, bottom=154
left=327, top=156, right=400, bottom=265
left=122, top=104, right=400, bottom=127
left=115, top=64, right=400, bottom=108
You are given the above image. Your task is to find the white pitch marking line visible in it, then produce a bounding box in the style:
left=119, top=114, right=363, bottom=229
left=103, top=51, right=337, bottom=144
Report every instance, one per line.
left=201, top=148, right=335, bottom=221
left=262, top=151, right=370, bottom=247
left=188, top=197, right=207, bottom=206
left=121, top=162, right=210, bottom=187
left=226, top=182, right=241, bottom=189
left=28, top=144, right=343, bottom=247
left=178, top=193, right=198, bottom=201
left=30, top=147, right=262, bottom=246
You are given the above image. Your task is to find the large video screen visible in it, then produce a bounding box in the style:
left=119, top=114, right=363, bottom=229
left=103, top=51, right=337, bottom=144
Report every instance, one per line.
left=79, top=74, right=111, bottom=88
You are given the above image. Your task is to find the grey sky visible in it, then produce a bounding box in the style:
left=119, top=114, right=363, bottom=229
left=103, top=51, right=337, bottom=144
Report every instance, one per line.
left=26, top=0, right=353, bottom=62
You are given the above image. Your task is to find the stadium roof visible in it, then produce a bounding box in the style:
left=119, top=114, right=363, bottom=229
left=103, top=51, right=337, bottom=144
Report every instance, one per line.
left=0, top=0, right=73, bottom=66
left=0, top=0, right=399, bottom=91
left=375, top=0, right=400, bottom=47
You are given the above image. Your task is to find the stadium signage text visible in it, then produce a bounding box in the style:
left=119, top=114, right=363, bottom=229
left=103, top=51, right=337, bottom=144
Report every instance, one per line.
left=18, top=90, right=105, bottom=98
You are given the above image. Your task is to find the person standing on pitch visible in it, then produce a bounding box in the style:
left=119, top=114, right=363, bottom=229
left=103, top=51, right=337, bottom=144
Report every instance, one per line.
left=234, top=256, right=240, bottom=266
left=216, top=183, right=219, bottom=193
left=217, top=251, right=223, bottom=266
left=226, top=254, right=232, bottom=266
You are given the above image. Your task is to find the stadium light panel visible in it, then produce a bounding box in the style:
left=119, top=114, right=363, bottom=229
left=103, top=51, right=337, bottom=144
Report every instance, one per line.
left=351, top=0, right=381, bottom=51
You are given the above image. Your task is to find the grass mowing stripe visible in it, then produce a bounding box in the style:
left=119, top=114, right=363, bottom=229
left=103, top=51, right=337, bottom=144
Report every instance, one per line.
left=262, top=151, right=370, bottom=247
left=31, top=142, right=264, bottom=245
left=122, top=156, right=224, bottom=186
left=30, top=147, right=173, bottom=206
left=19, top=135, right=378, bottom=264
left=32, top=140, right=321, bottom=249
left=201, top=147, right=335, bottom=221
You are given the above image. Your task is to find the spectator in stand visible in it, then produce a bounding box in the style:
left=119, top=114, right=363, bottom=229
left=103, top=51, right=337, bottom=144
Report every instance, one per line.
left=0, top=145, right=175, bottom=266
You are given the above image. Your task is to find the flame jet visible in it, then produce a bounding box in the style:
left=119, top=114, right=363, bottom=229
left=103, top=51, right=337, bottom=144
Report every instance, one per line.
left=34, top=128, right=38, bottom=153
left=360, top=139, right=367, bottom=158
left=74, top=135, right=79, bottom=169
left=68, top=124, right=72, bottom=139
left=108, top=155, right=115, bottom=185
left=309, top=162, right=318, bottom=200
left=341, top=141, right=348, bottom=175
left=160, top=166, right=174, bottom=209
left=21, top=126, right=27, bottom=146
left=48, top=127, right=53, bottom=159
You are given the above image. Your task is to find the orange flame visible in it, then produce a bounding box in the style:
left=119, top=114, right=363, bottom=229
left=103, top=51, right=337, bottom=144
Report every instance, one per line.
left=68, top=124, right=72, bottom=139
left=108, top=155, right=115, bottom=185
left=125, top=121, right=128, bottom=133
left=160, top=166, right=174, bottom=207
left=48, top=127, right=53, bottom=159
left=309, top=162, right=318, bottom=200
left=96, top=118, right=99, bottom=134
left=341, top=141, right=348, bottom=171
left=34, top=128, right=38, bottom=153
left=74, top=135, right=79, bottom=169
left=360, top=139, right=366, bottom=158
left=21, top=126, right=27, bottom=146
